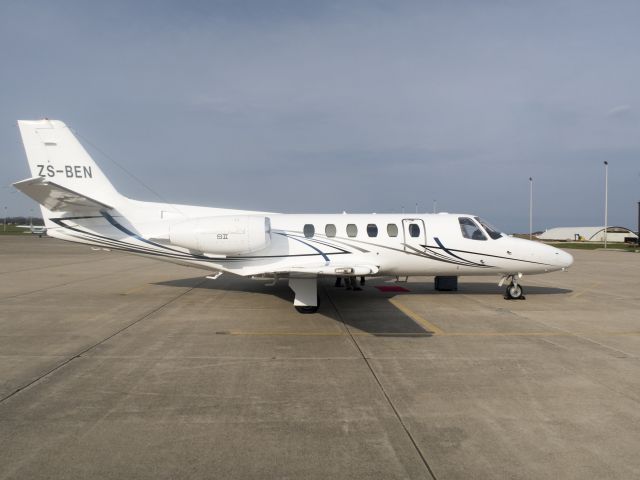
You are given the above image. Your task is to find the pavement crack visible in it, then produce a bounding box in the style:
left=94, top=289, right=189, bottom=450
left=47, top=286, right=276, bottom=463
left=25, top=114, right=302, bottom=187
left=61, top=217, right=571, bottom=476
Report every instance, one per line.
left=0, top=279, right=205, bottom=405
left=0, top=263, right=144, bottom=302
left=0, top=255, right=114, bottom=276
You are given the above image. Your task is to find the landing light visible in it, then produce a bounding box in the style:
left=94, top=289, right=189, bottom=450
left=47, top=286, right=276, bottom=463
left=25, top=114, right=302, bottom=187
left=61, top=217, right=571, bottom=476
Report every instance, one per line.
left=335, top=267, right=354, bottom=274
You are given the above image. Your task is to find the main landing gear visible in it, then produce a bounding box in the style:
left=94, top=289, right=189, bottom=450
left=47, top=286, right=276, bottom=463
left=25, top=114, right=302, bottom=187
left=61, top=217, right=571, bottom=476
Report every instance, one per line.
left=289, top=277, right=319, bottom=314
left=295, top=304, right=319, bottom=314
left=500, top=274, right=526, bottom=300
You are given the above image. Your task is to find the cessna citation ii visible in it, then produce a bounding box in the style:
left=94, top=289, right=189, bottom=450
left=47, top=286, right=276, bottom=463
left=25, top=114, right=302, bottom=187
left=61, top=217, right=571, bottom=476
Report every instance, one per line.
left=13, top=119, right=573, bottom=313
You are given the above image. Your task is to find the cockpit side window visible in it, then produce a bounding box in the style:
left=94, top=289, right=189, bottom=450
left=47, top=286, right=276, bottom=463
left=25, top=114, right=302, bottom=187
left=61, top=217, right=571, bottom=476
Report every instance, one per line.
left=475, top=217, right=503, bottom=239
left=459, top=217, right=487, bottom=240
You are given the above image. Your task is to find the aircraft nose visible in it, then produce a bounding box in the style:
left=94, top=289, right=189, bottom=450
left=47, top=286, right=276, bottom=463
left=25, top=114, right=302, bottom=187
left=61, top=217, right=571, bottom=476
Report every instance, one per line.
left=510, top=238, right=574, bottom=272
left=549, top=246, right=573, bottom=269
left=559, top=249, right=574, bottom=268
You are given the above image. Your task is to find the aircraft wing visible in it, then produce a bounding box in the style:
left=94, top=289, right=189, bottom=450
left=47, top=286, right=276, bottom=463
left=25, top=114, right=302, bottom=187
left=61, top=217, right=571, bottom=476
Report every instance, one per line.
left=239, top=263, right=380, bottom=277
left=12, top=177, right=113, bottom=212
left=284, top=264, right=380, bottom=276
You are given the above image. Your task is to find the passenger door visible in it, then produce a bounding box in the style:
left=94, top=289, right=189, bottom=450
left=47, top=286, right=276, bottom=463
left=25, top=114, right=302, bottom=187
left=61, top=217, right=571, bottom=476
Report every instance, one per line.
left=401, top=219, right=426, bottom=251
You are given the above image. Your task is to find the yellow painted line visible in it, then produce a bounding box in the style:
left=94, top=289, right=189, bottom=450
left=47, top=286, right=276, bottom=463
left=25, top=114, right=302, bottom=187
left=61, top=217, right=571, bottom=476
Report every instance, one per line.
left=570, top=281, right=601, bottom=299
left=441, top=331, right=639, bottom=337
left=435, top=330, right=640, bottom=337
left=387, top=298, right=444, bottom=335
left=222, top=330, right=640, bottom=337
left=120, top=283, right=150, bottom=296
left=226, top=331, right=349, bottom=336
left=224, top=331, right=430, bottom=336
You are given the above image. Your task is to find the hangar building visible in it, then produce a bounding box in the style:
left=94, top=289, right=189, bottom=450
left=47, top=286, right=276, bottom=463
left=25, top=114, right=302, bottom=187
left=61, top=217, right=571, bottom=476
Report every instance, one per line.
left=537, top=226, right=638, bottom=242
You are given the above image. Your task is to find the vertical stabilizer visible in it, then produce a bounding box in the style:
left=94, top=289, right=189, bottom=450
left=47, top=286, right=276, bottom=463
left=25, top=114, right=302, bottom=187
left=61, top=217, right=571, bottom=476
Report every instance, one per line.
left=18, top=119, right=123, bottom=212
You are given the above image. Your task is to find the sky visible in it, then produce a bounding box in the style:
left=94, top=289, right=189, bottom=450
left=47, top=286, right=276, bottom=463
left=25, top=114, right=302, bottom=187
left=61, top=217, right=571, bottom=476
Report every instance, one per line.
left=1, top=0, right=639, bottom=233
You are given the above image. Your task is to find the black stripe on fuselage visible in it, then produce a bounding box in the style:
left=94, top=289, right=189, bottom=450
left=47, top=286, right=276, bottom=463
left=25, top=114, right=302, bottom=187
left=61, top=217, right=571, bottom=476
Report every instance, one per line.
left=49, top=218, right=203, bottom=260
left=405, top=243, right=492, bottom=268
left=51, top=218, right=350, bottom=263
left=433, top=237, right=489, bottom=267
left=426, top=242, right=553, bottom=267
left=100, top=210, right=203, bottom=256
left=51, top=215, right=553, bottom=270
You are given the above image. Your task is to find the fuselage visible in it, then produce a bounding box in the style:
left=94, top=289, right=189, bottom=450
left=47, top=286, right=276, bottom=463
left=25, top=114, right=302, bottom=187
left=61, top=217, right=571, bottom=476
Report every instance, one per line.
left=45, top=199, right=574, bottom=279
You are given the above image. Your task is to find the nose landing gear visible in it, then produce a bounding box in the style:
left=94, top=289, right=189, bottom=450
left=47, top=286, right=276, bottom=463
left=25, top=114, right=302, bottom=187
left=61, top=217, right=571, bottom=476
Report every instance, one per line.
left=500, top=274, right=526, bottom=300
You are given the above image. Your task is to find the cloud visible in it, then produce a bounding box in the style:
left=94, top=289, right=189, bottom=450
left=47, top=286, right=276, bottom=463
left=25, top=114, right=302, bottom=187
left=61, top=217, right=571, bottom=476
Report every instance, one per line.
left=1, top=0, right=640, bottom=232
left=606, top=104, right=633, bottom=118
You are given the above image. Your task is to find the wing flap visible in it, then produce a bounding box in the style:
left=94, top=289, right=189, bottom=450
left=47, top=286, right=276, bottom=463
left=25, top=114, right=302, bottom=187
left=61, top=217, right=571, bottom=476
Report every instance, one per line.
left=237, top=263, right=380, bottom=277
left=285, top=264, right=379, bottom=276
left=12, top=177, right=113, bottom=212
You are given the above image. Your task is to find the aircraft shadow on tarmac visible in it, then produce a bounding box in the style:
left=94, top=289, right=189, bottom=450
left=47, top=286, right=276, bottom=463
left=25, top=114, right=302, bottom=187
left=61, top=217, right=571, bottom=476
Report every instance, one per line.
left=153, top=277, right=572, bottom=337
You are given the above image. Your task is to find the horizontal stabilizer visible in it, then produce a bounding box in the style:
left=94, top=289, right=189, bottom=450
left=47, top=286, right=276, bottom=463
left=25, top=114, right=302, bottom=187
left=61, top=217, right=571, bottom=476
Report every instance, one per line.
left=12, top=177, right=113, bottom=212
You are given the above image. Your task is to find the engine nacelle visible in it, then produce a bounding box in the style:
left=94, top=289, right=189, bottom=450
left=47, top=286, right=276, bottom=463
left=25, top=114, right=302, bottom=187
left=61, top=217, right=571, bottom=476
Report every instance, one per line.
left=169, top=215, right=271, bottom=255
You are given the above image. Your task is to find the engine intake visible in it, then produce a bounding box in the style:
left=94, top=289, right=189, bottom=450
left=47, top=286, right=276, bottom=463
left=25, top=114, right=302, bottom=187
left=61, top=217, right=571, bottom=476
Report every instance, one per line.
left=169, top=215, right=271, bottom=255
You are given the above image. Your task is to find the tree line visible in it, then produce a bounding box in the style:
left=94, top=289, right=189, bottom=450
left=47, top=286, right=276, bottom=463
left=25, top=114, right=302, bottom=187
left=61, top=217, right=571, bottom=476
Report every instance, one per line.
left=2, top=216, right=45, bottom=226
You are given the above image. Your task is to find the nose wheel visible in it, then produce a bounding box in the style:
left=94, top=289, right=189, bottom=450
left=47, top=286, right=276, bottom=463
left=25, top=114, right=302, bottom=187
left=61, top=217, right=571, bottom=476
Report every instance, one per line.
left=502, top=275, right=526, bottom=300
left=504, top=278, right=526, bottom=300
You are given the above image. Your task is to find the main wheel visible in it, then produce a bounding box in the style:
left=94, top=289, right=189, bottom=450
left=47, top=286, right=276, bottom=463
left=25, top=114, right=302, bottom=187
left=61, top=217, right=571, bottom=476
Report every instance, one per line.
left=295, top=305, right=319, bottom=314
left=505, top=283, right=523, bottom=300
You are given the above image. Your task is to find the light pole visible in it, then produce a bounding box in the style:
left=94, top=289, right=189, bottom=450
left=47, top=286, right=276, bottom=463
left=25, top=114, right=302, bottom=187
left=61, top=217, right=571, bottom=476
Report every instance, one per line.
left=604, top=161, right=609, bottom=248
left=529, top=177, right=533, bottom=240
left=3, top=206, right=6, bottom=233
left=433, top=199, right=437, bottom=214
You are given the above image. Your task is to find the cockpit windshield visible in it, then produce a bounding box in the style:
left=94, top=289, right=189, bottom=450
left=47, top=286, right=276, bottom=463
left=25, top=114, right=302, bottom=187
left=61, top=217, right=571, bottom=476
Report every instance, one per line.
left=459, top=217, right=487, bottom=240
left=475, top=217, right=503, bottom=239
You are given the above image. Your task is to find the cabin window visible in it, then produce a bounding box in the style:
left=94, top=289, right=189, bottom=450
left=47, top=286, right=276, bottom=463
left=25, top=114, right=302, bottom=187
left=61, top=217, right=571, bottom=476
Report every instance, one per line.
left=475, top=217, right=503, bottom=239
left=303, top=224, right=315, bottom=238
left=346, top=224, right=358, bottom=238
left=408, top=223, right=421, bottom=238
left=459, top=217, right=487, bottom=240
left=367, top=224, right=378, bottom=237
left=387, top=223, right=398, bottom=237
left=325, top=224, right=336, bottom=237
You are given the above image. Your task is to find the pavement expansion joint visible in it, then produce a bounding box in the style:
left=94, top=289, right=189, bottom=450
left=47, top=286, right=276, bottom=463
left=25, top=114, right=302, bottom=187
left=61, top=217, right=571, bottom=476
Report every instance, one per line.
left=0, top=280, right=205, bottom=405
left=323, top=286, right=439, bottom=480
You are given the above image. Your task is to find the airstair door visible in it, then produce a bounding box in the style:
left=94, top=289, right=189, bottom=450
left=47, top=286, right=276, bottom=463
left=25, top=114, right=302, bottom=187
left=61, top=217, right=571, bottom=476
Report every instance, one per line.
left=401, top=218, right=426, bottom=252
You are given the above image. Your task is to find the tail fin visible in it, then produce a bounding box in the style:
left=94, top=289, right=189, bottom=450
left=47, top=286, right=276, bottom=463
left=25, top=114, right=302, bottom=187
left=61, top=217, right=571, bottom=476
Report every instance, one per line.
left=16, top=119, right=123, bottom=215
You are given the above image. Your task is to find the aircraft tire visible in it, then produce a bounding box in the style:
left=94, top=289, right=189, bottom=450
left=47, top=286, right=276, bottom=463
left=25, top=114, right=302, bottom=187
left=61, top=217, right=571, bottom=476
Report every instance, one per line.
left=505, top=284, right=524, bottom=300
left=295, top=305, right=319, bottom=314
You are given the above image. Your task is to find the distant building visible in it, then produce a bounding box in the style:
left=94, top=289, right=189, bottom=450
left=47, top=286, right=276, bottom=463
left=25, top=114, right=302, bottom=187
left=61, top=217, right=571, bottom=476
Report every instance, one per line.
left=537, top=226, right=638, bottom=243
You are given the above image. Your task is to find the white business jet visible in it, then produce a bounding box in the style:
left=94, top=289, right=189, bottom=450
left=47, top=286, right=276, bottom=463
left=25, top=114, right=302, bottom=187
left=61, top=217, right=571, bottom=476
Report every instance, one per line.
left=13, top=119, right=573, bottom=313
left=16, top=224, right=47, bottom=236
